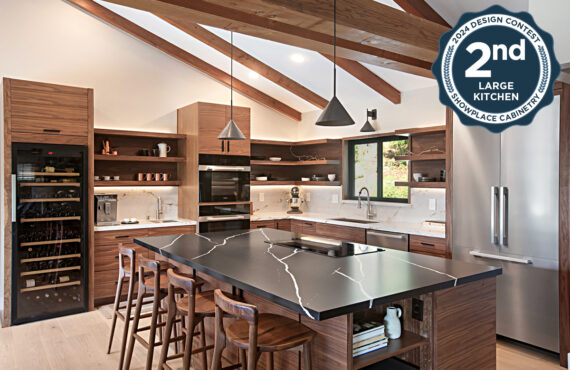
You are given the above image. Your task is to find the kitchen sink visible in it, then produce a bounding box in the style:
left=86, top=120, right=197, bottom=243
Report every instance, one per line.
left=329, top=218, right=378, bottom=224
left=149, top=219, right=179, bottom=223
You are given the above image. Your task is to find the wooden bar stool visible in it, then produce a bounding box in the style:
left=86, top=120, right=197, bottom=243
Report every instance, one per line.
left=123, top=258, right=178, bottom=370
left=211, top=289, right=316, bottom=370
left=158, top=269, right=244, bottom=370
left=107, top=247, right=138, bottom=370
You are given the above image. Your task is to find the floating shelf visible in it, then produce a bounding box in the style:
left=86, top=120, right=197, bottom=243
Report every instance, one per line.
left=94, top=128, right=186, bottom=140
left=19, top=172, right=80, bottom=177
left=394, top=154, right=446, bottom=161
left=94, top=154, right=184, bottom=162
left=21, top=266, right=81, bottom=277
left=394, top=125, right=446, bottom=135
left=251, top=181, right=341, bottom=186
left=352, top=331, right=428, bottom=369
left=20, top=280, right=81, bottom=293
left=251, top=159, right=340, bottom=166
left=20, top=182, right=81, bottom=187
left=21, top=216, right=81, bottom=223
left=94, top=180, right=181, bottom=187
left=20, top=198, right=81, bottom=203
left=251, top=139, right=341, bottom=146
left=20, top=238, right=81, bottom=247
left=21, top=254, right=81, bottom=263
left=394, top=181, right=446, bottom=188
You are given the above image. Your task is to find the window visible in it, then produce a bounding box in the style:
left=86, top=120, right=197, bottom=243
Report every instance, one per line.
left=347, top=136, right=409, bottom=203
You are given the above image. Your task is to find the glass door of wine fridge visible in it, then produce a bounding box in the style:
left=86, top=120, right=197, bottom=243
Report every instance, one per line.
left=11, top=143, right=88, bottom=324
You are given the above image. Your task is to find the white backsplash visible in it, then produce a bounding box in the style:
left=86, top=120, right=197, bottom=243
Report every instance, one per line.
left=94, top=187, right=178, bottom=221
left=251, top=186, right=445, bottom=223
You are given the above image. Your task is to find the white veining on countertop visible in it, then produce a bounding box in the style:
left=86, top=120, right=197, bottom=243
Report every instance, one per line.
left=260, top=228, right=315, bottom=320
left=193, top=230, right=257, bottom=260
left=157, top=234, right=184, bottom=253
left=333, top=257, right=374, bottom=308
left=386, top=254, right=458, bottom=287
left=94, top=219, right=196, bottom=232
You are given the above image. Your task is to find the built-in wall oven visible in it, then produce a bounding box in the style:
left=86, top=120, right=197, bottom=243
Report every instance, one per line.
left=198, top=154, right=250, bottom=203
left=199, top=203, right=250, bottom=233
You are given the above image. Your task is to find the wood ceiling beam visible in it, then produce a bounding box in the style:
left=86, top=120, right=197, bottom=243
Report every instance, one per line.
left=66, top=0, right=302, bottom=121
left=100, top=0, right=436, bottom=78
left=321, top=54, right=401, bottom=104
left=159, top=18, right=328, bottom=109
left=393, top=0, right=450, bottom=27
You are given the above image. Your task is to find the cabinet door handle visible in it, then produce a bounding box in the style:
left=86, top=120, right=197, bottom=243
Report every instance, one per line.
left=43, top=129, right=61, bottom=133
left=420, top=242, right=435, bottom=247
left=499, top=187, right=508, bottom=246
left=115, top=235, right=130, bottom=239
left=221, top=141, right=225, bottom=152
left=304, top=222, right=313, bottom=226
left=491, top=186, right=499, bottom=245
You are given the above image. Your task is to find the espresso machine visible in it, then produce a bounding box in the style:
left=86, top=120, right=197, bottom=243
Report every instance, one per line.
left=95, top=194, right=118, bottom=225
left=287, top=186, right=304, bottom=214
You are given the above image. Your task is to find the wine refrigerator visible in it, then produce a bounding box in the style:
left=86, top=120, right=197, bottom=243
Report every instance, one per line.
left=11, top=143, right=88, bottom=324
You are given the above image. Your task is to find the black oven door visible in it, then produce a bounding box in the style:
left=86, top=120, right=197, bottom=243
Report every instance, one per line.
left=199, top=165, right=250, bottom=203
left=198, top=203, right=251, bottom=233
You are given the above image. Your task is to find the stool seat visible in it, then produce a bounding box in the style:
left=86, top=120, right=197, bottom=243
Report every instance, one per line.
left=176, top=290, right=241, bottom=315
left=226, top=313, right=316, bottom=352
left=143, top=272, right=206, bottom=291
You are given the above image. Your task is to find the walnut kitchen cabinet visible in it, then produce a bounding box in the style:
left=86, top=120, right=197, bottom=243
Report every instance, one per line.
left=275, top=219, right=291, bottom=231
left=409, top=234, right=448, bottom=258
left=315, top=223, right=366, bottom=244
left=250, top=220, right=276, bottom=229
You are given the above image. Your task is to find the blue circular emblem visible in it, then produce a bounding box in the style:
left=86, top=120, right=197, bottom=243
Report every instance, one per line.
left=432, top=5, right=560, bottom=133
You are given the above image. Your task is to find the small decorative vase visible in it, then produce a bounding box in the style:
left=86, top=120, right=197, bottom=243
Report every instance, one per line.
left=384, top=306, right=402, bottom=339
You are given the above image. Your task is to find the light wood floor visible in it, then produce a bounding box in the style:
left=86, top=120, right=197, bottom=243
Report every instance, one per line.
left=0, top=310, right=563, bottom=369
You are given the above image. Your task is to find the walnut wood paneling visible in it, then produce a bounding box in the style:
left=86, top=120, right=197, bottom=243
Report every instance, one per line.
left=301, top=314, right=352, bottom=370
left=250, top=220, right=277, bottom=229
left=409, top=235, right=447, bottom=258
left=433, top=278, right=496, bottom=369
left=276, top=219, right=292, bottom=231
left=315, top=223, right=366, bottom=243
left=177, top=103, right=199, bottom=221
left=445, top=108, right=453, bottom=259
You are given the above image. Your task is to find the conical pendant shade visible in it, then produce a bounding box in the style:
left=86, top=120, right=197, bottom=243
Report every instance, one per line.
left=315, top=96, right=355, bottom=126
left=218, top=119, right=246, bottom=140
left=360, top=120, right=375, bottom=132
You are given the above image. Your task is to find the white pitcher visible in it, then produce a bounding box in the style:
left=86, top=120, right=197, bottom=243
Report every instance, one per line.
left=157, top=143, right=171, bottom=157
left=384, top=306, right=402, bottom=339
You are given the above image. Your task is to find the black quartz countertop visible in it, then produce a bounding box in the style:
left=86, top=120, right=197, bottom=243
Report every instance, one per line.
left=134, top=229, right=501, bottom=320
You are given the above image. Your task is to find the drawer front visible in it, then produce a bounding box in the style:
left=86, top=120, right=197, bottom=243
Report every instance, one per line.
left=409, top=235, right=447, bottom=257
left=275, top=219, right=291, bottom=231
left=147, top=225, right=196, bottom=237
left=290, top=220, right=304, bottom=233
left=300, top=221, right=317, bottom=235
left=95, top=229, right=149, bottom=245
left=94, top=269, right=140, bottom=303
left=11, top=116, right=88, bottom=137
left=316, top=223, right=366, bottom=243
left=94, top=243, right=149, bottom=272
left=250, top=220, right=276, bottom=229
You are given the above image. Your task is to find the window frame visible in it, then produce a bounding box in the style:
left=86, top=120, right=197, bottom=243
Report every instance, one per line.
left=347, top=135, right=409, bottom=203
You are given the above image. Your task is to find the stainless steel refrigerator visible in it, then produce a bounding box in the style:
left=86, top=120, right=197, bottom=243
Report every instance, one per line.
left=453, top=95, right=560, bottom=352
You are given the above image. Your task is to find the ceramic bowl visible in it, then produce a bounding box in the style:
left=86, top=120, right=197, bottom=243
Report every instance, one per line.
left=269, top=157, right=282, bottom=162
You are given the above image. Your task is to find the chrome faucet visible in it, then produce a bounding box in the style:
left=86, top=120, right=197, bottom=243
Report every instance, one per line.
left=156, top=196, right=164, bottom=220
left=357, top=187, right=376, bottom=220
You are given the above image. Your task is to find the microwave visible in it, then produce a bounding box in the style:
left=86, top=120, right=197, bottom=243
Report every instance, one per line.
left=199, top=155, right=250, bottom=203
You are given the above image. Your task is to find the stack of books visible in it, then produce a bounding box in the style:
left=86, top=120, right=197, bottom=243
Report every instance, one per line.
left=352, top=320, right=388, bottom=357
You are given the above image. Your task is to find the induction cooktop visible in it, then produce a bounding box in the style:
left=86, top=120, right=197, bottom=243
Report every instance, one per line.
left=266, top=234, right=384, bottom=257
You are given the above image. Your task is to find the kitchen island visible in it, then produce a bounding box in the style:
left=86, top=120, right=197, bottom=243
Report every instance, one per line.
left=135, top=228, right=501, bottom=369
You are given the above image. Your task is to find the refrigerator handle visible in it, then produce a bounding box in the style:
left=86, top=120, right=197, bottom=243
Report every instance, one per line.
left=499, top=186, right=509, bottom=246
left=491, top=186, right=499, bottom=244
left=11, top=174, right=16, bottom=223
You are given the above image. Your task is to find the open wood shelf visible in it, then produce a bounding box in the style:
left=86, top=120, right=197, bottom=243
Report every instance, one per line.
left=394, top=154, right=446, bottom=161
left=20, top=280, right=81, bottom=293
left=21, top=254, right=81, bottom=263
left=20, top=182, right=81, bottom=187
left=20, top=266, right=81, bottom=277
left=251, top=159, right=341, bottom=166
left=94, top=154, right=184, bottom=162
left=199, top=201, right=251, bottom=206
left=20, top=198, right=80, bottom=203
left=352, top=331, right=428, bottom=369
left=251, top=180, right=341, bottom=186
left=94, top=128, right=186, bottom=140
left=20, top=238, right=81, bottom=247
left=21, top=216, right=81, bottom=223
left=94, top=180, right=181, bottom=187
left=394, top=125, right=446, bottom=135
left=251, top=138, right=341, bottom=146
left=395, top=181, right=446, bottom=188
left=19, top=172, right=80, bottom=177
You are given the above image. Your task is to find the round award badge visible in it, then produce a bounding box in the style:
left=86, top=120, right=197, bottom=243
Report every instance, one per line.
left=432, top=5, right=560, bottom=133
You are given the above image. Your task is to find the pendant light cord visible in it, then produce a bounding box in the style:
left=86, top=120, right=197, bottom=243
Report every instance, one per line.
left=333, top=0, right=337, bottom=97
left=230, top=31, right=233, bottom=120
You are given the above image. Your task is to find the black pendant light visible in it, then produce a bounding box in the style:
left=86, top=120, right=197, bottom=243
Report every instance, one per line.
left=360, top=109, right=377, bottom=132
left=218, top=31, right=246, bottom=140
left=315, top=0, right=354, bottom=126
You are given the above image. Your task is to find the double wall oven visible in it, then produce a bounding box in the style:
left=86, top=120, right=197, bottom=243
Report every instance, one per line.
left=198, top=154, right=251, bottom=232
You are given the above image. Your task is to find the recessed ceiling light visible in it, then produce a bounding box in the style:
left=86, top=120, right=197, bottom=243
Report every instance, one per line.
left=249, top=71, right=260, bottom=79
left=290, top=53, right=305, bottom=63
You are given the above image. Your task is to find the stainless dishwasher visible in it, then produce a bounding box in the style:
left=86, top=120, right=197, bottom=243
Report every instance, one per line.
left=366, top=230, right=409, bottom=251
